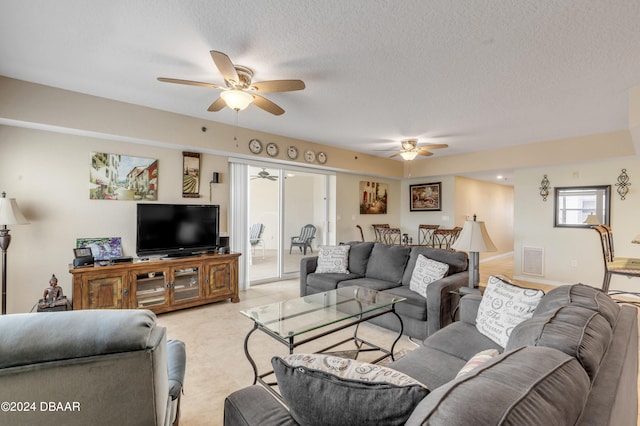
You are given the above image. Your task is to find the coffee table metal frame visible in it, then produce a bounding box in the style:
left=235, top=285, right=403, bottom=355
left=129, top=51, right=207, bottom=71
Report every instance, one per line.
left=240, top=286, right=405, bottom=394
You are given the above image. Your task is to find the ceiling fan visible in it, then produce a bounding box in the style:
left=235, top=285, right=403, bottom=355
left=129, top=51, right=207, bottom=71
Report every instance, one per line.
left=389, top=139, right=449, bottom=161
left=157, top=50, right=305, bottom=115
left=251, top=168, right=278, bottom=181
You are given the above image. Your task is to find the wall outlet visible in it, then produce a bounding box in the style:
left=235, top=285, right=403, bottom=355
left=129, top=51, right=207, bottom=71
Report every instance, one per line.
left=571, top=259, right=577, bottom=267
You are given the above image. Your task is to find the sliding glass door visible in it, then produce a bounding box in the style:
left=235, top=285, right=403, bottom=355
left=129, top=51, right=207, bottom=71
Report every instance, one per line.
left=248, top=164, right=333, bottom=284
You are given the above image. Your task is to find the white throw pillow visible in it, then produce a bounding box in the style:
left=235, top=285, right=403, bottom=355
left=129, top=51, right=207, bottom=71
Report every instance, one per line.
left=475, top=276, right=544, bottom=348
left=455, top=349, right=500, bottom=378
left=315, top=245, right=351, bottom=274
left=409, top=254, right=450, bottom=297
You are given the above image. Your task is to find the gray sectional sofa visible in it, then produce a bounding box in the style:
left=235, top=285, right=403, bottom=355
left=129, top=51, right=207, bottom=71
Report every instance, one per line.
left=300, top=242, right=469, bottom=340
left=224, top=283, right=638, bottom=425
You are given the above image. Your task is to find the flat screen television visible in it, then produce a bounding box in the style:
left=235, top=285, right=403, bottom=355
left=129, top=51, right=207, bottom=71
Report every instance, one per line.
left=136, top=203, right=220, bottom=258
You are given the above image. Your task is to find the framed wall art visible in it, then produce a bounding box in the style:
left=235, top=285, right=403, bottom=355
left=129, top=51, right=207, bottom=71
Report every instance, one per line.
left=90, top=152, right=158, bottom=200
left=76, top=237, right=122, bottom=260
left=182, top=151, right=201, bottom=198
left=359, top=181, right=388, bottom=214
left=410, top=182, right=442, bottom=211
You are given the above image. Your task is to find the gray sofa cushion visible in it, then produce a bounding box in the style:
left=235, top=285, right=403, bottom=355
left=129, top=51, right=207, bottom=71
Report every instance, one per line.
left=402, top=247, right=468, bottom=286
left=423, top=321, right=503, bottom=362
left=0, top=309, right=158, bottom=369
left=382, top=285, right=428, bottom=321
left=506, top=305, right=612, bottom=381
left=167, top=339, right=186, bottom=400
left=534, top=283, right=619, bottom=328
left=339, top=277, right=402, bottom=292
left=405, top=346, right=591, bottom=426
left=345, top=241, right=375, bottom=275
left=307, top=272, right=363, bottom=292
left=272, top=355, right=428, bottom=426
left=389, top=322, right=502, bottom=389
left=365, top=244, right=411, bottom=284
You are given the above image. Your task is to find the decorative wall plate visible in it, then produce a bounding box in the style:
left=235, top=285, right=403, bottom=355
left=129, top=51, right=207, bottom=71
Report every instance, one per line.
left=304, top=150, right=316, bottom=162
left=266, top=142, right=279, bottom=157
left=249, top=138, right=263, bottom=154
left=317, top=152, right=327, bottom=164
left=287, top=146, right=299, bottom=160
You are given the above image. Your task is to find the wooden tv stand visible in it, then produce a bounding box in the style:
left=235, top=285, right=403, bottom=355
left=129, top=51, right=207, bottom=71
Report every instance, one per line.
left=69, top=252, right=241, bottom=314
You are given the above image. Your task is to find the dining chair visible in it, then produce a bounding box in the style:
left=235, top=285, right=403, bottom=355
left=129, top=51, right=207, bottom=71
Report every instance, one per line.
left=432, top=227, right=463, bottom=250
left=418, top=224, right=439, bottom=246
left=372, top=224, right=390, bottom=242
left=593, top=225, right=640, bottom=296
left=382, top=228, right=402, bottom=245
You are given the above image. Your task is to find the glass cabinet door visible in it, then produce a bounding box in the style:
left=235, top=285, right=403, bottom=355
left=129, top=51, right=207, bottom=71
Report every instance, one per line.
left=134, top=270, right=168, bottom=308
left=172, top=267, right=200, bottom=302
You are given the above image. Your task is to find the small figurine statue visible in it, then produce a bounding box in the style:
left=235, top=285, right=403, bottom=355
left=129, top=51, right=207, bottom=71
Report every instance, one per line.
left=41, top=274, right=64, bottom=307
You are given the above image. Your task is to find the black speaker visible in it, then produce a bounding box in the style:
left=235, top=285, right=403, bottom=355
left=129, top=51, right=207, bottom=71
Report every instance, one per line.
left=73, top=256, right=94, bottom=268
left=212, top=172, right=220, bottom=183
left=219, top=236, right=229, bottom=248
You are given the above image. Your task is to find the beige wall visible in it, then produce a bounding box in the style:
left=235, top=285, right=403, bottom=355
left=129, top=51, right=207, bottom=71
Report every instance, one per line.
left=3, top=76, right=640, bottom=313
left=454, top=177, right=514, bottom=259
left=513, top=158, right=640, bottom=290
left=334, top=173, right=402, bottom=243
left=0, top=76, right=404, bottom=179
left=0, top=125, right=230, bottom=313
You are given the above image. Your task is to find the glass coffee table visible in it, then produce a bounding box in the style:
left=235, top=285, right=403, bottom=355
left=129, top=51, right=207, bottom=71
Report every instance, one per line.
left=240, top=286, right=406, bottom=391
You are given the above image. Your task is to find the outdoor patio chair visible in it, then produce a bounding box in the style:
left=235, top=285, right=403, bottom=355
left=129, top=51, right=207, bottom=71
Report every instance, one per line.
left=290, top=224, right=316, bottom=254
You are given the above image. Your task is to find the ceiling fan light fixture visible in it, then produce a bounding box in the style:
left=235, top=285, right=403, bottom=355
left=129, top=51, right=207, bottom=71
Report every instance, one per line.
left=221, top=89, right=254, bottom=111
left=400, top=150, right=418, bottom=161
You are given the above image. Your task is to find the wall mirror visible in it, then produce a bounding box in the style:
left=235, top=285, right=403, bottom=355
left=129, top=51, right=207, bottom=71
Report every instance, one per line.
left=554, top=185, right=610, bottom=228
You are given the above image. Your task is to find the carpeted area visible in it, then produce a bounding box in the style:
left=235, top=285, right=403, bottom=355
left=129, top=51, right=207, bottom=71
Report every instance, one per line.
left=155, top=279, right=417, bottom=425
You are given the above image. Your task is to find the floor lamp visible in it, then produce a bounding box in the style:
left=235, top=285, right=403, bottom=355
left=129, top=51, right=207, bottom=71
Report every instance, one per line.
left=451, top=216, right=497, bottom=288
left=0, top=192, right=29, bottom=315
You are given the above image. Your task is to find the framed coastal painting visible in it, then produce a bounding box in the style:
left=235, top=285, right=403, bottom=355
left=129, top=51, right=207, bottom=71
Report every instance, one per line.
left=359, top=181, right=388, bottom=214
left=410, top=182, right=441, bottom=211
left=89, top=152, right=158, bottom=200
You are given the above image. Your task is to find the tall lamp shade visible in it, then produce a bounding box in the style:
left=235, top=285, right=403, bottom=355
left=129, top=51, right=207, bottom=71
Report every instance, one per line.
left=451, top=218, right=497, bottom=288
left=583, top=214, right=600, bottom=225
left=0, top=193, right=29, bottom=314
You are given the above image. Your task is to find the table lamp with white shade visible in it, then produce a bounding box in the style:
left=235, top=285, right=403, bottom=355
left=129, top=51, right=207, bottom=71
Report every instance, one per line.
left=451, top=216, right=497, bottom=288
left=0, top=192, right=29, bottom=314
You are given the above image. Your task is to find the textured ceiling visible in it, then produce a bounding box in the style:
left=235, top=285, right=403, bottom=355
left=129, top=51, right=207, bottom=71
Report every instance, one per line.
left=2, top=0, right=640, bottom=161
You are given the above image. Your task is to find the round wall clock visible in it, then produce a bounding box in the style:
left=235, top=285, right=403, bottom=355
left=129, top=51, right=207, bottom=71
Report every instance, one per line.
left=317, top=152, right=327, bottom=164
left=287, top=146, right=299, bottom=160
left=304, top=150, right=316, bottom=163
left=266, top=142, right=279, bottom=157
left=248, top=139, right=263, bottom=154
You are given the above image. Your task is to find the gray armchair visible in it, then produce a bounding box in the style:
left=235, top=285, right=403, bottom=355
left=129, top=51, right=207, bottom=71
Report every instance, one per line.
left=0, top=309, right=186, bottom=426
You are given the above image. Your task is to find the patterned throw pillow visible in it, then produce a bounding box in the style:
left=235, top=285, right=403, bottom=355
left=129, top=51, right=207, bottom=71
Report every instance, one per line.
left=409, top=254, right=450, bottom=297
left=272, top=354, right=429, bottom=426
left=475, top=276, right=545, bottom=347
left=315, top=245, right=351, bottom=274
left=455, top=349, right=501, bottom=378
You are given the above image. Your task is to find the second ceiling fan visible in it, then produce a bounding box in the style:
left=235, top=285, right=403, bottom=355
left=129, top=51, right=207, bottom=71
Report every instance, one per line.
left=158, top=50, right=305, bottom=115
